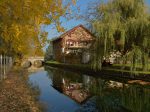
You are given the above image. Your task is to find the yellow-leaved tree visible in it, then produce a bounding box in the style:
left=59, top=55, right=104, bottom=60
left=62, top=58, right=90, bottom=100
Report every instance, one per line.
left=0, top=0, right=75, bottom=59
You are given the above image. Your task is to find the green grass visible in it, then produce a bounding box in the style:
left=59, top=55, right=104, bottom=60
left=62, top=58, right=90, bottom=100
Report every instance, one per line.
left=46, top=61, right=60, bottom=64
left=112, top=63, right=150, bottom=74
left=113, top=63, right=150, bottom=69
left=46, top=61, right=90, bottom=67
left=46, top=61, right=150, bottom=75
left=104, top=68, right=150, bottom=75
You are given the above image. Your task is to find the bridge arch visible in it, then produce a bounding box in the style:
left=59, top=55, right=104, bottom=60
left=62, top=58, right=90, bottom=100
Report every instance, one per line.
left=22, top=57, right=44, bottom=68
left=27, top=57, right=44, bottom=64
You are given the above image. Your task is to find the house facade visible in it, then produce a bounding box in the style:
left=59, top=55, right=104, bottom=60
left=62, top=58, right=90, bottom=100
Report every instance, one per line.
left=52, top=25, right=94, bottom=64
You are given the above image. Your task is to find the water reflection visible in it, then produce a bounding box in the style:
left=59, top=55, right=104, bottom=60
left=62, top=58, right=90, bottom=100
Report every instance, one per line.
left=29, top=67, right=150, bottom=112
left=27, top=66, right=44, bottom=73
left=29, top=69, right=80, bottom=112
left=121, top=85, right=150, bottom=112
left=88, top=78, right=150, bottom=112
left=49, top=68, right=90, bottom=103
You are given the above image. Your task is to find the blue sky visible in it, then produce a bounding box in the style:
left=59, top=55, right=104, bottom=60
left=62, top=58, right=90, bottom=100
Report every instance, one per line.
left=44, top=0, right=150, bottom=46
left=43, top=0, right=97, bottom=41
left=146, top=0, right=150, bottom=4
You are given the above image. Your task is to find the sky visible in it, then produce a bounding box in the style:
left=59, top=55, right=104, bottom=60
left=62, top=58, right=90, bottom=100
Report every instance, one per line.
left=43, top=0, right=97, bottom=41
left=43, top=0, right=150, bottom=49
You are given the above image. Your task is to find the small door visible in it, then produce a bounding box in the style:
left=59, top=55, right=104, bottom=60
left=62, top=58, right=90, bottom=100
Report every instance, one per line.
left=82, top=52, right=90, bottom=64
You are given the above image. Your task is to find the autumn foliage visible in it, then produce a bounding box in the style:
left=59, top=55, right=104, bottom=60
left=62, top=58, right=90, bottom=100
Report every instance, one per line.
left=0, top=0, right=75, bottom=58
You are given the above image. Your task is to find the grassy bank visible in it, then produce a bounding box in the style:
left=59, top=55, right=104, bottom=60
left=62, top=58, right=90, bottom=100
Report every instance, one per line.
left=45, top=61, right=150, bottom=82
left=0, top=67, right=42, bottom=112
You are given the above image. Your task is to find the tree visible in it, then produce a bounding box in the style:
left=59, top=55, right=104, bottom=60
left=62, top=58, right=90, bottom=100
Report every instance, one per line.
left=0, top=0, right=76, bottom=59
left=91, top=0, right=150, bottom=71
left=44, top=40, right=53, bottom=61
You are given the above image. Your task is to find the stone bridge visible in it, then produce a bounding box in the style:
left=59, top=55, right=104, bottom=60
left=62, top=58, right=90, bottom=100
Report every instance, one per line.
left=27, top=57, right=44, bottom=64
left=22, top=57, right=44, bottom=68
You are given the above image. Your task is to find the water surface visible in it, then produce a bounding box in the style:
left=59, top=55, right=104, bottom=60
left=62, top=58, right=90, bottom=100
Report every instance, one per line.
left=28, top=67, right=150, bottom=112
left=29, top=70, right=80, bottom=112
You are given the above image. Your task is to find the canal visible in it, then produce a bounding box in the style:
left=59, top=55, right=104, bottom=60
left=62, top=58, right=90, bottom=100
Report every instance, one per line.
left=28, top=66, right=150, bottom=112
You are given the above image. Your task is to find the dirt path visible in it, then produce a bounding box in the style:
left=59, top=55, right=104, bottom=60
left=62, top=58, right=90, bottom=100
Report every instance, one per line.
left=0, top=68, right=42, bottom=112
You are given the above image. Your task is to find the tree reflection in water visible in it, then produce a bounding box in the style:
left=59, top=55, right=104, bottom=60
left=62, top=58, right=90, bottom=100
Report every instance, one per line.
left=89, top=78, right=150, bottom=112
left=45, top=67, right=90, bottom=103
left=45, top=67, right=150, bottom=112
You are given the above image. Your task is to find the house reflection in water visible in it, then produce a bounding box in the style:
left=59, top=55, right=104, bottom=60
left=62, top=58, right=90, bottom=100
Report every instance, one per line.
left=46, top=67, right=150, bottom=112
left=62, top=78, right=90, bottom=103
left=49, top=68, right=90, bottom=103
left=48, top=67, right=125, bottom=104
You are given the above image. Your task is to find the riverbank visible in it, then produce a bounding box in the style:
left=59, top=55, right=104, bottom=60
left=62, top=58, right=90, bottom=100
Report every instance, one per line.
left=0, top=67, right=42, bottom=112
left=45, top=61, right=150, bottom=82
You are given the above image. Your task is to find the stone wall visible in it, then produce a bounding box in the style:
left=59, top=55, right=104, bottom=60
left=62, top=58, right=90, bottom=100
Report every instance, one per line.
left=64, top=54, right=81, bottom=64
left=53, top=38, right=63, bottom=62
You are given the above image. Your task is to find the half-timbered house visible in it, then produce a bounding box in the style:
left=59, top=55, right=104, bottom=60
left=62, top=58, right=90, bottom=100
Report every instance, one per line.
left=52, top=25, right=94, bottom=64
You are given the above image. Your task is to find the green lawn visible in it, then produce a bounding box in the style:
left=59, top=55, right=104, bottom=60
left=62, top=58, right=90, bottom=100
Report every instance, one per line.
left=113, top=63, right=150, bottom=68
left=46, top=61, right=150, bottom=75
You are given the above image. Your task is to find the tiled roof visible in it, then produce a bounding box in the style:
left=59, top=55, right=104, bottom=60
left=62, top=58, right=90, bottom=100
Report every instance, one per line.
left=52, top=24, right=95, bottom=42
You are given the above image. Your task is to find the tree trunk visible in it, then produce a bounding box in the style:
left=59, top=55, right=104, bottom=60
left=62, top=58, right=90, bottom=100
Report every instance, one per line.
left=142, top=53, right=147, bottom=71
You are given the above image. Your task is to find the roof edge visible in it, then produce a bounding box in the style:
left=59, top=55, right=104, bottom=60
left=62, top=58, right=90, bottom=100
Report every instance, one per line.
left=51, top=24, right=95, bottom=42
